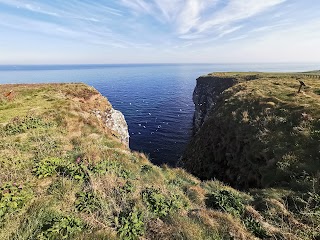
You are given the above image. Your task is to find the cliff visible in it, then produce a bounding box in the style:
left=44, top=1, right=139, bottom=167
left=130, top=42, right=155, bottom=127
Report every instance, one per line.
left=183, top=72, right=320, bottom=190
left=93, top=108, right=129, bottom=146
left=193, top=73, right=250, bottom=133
left=1, top=82, right=319, bottom=239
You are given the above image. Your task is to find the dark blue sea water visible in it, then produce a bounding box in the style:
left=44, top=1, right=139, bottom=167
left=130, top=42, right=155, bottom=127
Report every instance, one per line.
left=0, top=63, right=319, bottom=165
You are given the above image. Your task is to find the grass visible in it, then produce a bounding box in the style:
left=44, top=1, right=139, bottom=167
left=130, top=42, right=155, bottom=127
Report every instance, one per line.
left=182, top=72, right=320, bottom=239
left=0, top=82, right=319, bottom=239
left=184, top=72, right=320, bottom=189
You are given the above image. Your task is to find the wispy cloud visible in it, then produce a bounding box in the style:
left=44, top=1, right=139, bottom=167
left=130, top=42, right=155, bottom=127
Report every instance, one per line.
left=0, top=0, right=123, bottom=18
left=0, top=0, right=319, bottom=63
left=120, top=0, right=153, bottom=14
left=228, top=34, right=248, bottom=41
left=202, top=0, right=285, bottom=30
left=0, top=0, right=144, bottom=48
left=154, top=0, right=183, bottom=22
left=119, top=0, right=286, bottom=40
left=175, top=0, right=202, bottom=35
left=0, top=0, right=288, bottom=44
left=217, top=25, right=243, bottom=38
left=179, top=0, right=286, bottom=39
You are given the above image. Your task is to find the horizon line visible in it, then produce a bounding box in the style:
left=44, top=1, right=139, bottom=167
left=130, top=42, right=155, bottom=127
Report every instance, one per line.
left=1, top=62, right=320, bottom=66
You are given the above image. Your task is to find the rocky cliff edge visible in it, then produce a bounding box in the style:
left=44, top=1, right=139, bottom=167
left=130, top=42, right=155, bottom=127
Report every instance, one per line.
left=183, top=72, right=320, bottom=190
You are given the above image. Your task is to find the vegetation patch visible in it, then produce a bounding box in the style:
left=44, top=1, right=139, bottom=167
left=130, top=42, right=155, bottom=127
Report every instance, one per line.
left=115, top=208, right=144, bottom=240
left=56, top=161, right=88, bottom=181
left=140, top=164, right=153, bottom=173
left=0, top=182, right=32, bottom=223
left=75, top=191, right=100, bottom=213
left=89, top=160, right=132, bottom=179
left=141, top=188, right=186, bottom=217
left=243, top=216, right=269, bottom=239
left=205, top=189, right=270, bottom=238
left=120, top=181, right=135, bottom=194
left=205, top=189, right=245, bottom=216
left=37, top=214, right=85, bottom=239
left=33, top=157, right=62, bottom=178
left=33, top=157, right=88, bottom=181
left=1, top=116, right=53, bottom=136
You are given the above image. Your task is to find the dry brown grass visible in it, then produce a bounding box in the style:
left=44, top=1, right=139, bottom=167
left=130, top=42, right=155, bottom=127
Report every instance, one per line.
left=1, top=82, right=318, bottom=239
left=189, top=209, right=256, bottom=240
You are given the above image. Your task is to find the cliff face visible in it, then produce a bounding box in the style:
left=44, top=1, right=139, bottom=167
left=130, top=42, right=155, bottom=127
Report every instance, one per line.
left=193, top=74, right=238, bottom=133
left=93, top=108, right=129, bottom=146
left=183, top=72, right=320, bottom=190
left=71, top=84, right=129, bottom=147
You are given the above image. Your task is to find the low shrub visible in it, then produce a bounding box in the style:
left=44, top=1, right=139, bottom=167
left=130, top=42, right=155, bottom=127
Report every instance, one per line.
left=115, top=208, right=144, bottom=240
left=34, top=157, right=136, bottom=182
left=141, top=165, right=153, bottom=173
left=33, top=157, right=88, bottom=181
left=33, top=158, right=88, bottom=180
left=130, top=155, right=138, bottom=163
left=37, top=214, right=84, bottom=239
left=243, top=216, right=269, bottom=239
left=206, top=190, right=270, bottom=237
left=170, top=194, right=189, bottom=210
left=0, top=183, right=32, bottom=223
left=56, top=162, right=88, bottom=181
left=205, top=190, right=245, bottom=216
left=75, top=191, right=100, bottom=213
left=168, top=178, right=183, bottom=186
left=3, top=116, right=53, bottom=136
left=167, top=175, right=197, bottom=188
left=33, top=157, right=62, bottom=178
left=141, top=188, right=186, bottom=217
left=141, top=188, right=171, bottom=217
left=120, top=181, right=135, bottom=194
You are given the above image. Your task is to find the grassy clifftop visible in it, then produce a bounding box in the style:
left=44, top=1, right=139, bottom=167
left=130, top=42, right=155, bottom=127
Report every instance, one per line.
left=0, top=83, right=319, bottom=239
left=183, top=72, right=320, bottom=189
left=183, top=72, right=320, bottom=239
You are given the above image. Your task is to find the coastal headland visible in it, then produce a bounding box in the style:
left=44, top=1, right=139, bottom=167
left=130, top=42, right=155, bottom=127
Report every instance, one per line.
left=0, top=74, right=319, bottom=239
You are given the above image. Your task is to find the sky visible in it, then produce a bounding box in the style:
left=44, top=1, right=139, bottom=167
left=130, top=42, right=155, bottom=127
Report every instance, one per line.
left=0, top=0, right=320, bottom=64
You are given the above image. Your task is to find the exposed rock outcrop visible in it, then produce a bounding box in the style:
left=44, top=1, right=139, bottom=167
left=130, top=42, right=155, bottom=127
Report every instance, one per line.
left=65, top=84, right=129, bottom=147
left=92, top=107, right=129, bottom=147
left=104, top=108, right=129, bottom=146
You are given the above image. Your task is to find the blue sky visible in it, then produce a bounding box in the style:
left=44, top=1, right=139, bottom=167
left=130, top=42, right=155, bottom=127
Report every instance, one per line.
left=0, top=0, right=320, bottom=64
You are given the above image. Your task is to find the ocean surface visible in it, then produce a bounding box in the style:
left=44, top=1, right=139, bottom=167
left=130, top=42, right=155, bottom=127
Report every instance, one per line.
left=0, top=63, right=319, bottom=165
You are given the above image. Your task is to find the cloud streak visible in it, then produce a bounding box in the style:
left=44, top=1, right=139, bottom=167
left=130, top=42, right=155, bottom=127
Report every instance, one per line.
left=0, top=0, right=288, bottom=45
left=119, top=0, right=286, bottom=40
left=0, top=0, right=319, bottom=63
left=0, top=0, right=144, bottom=49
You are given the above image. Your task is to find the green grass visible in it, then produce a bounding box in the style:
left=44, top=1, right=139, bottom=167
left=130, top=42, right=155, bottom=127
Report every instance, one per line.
left=184, top=72, right=320, bottom=190
left=0, top=82, right=319, bottom=239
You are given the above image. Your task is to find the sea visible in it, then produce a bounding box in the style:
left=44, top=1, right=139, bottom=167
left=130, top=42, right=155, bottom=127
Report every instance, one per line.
left=0, top=63, right=319, bottom=165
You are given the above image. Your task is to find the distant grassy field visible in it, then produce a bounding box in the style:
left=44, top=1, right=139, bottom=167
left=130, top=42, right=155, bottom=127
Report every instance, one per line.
left=0, top=82, right=319, bottom=239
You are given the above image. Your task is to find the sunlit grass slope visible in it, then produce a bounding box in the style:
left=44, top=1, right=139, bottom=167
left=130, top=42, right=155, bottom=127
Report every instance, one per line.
left=184, top=72, right=320, bottom=189
left=0, top=83, right=319, bottom=239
